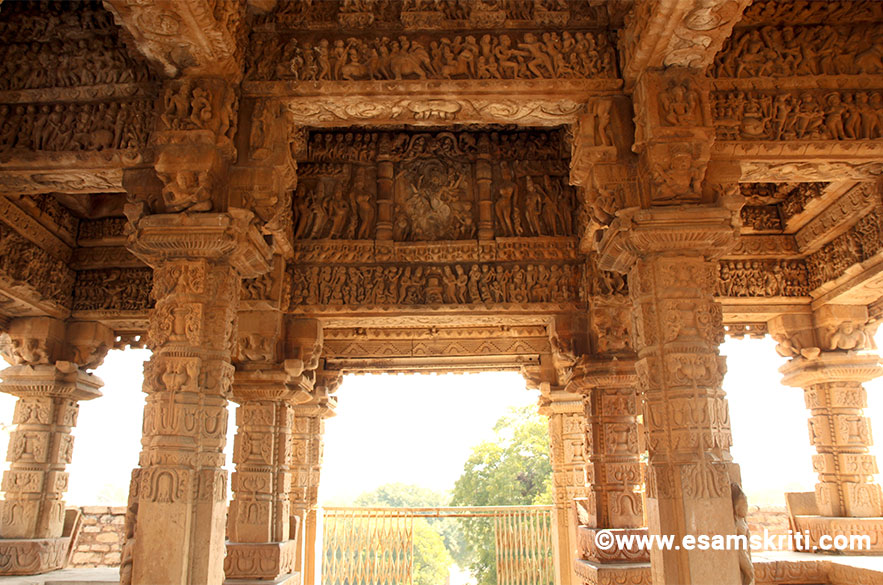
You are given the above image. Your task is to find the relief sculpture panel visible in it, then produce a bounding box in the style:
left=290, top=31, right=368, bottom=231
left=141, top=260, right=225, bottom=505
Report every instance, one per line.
left=286, top=127, right=581, bottom=312
left=293, top=127, right=577, bottom=243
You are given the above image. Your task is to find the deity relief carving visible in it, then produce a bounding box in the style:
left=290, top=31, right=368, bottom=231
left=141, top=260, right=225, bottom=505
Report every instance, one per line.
left=295, top=128, right=575, bottom=243
left=396, top=158, right=473, bottom=241
left=247, top=30, right=616, bottom=81
left=647, top=144, right=705, bottom=204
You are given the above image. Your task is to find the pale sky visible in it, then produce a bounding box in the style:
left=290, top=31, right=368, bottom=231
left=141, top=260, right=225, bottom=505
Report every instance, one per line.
left=0, top=332, right=880, bottom=509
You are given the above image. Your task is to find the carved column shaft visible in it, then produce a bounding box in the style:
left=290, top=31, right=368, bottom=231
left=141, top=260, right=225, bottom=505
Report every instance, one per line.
left=597, top=206, right=743, bottom=585
left=475, top=155, right=493, bottom=240
left=545, top=394, right=588, bottom=585
left=0, top=317, right=109, bottom=576
left=290, top=405, right=326, bottom=579
left=229, top=396, right=295, bottom=543
left=630, top=251, right=739, bottom=584
left=375, top=157, right=394, bottom=241
left=580, top=362, right=644, bottom=530
left=133, top=258, right=237, bottom=585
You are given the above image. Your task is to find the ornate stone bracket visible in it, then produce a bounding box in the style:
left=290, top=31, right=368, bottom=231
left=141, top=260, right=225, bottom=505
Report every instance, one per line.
left=102, top=0, right=246, bottom=79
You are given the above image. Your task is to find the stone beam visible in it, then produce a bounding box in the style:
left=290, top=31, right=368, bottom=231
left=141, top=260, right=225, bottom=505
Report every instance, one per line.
left=620, top=0, right=751, bottom=88
left=102, top=0, right=246, bottom=79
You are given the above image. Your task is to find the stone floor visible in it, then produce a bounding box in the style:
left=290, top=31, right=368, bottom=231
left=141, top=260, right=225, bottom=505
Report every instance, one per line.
left=0, top=569, right=301, bottom=585
left=0, top=557, right=879, bottom=585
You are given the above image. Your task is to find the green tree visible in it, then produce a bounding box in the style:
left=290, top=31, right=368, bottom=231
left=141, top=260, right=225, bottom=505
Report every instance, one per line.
left=450, top=406, right=552, bottom=585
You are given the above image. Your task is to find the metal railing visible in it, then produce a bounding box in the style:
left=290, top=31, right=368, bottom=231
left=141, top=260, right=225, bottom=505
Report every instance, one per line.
left=321, top=506, right=555, bottom=585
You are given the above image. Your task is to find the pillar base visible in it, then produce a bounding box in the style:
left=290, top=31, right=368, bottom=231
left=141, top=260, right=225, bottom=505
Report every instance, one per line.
left=574, top=559, right=650, bottom=585
left=224, top=541, right=299, bottom=580
left=0, top=537, right=69, bottom=575
left=791, top=515, right=883, bottom=553
left=577, top=526, right=650, bottom=563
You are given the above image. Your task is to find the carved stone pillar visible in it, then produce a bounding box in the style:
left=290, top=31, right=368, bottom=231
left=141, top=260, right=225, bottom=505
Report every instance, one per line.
left=124, top=212, right=271, bottom=585
left=375, top=142, right=394, bottom=241
left=772, top=305, right=883, bottom=547
left=541, top=386, right=588, bottom=585
left=571, top=358, right=648, bottom=566
left=598, top=205, right=742, bottom=585
left=290, top=369, right=339, bottom=585
left=475, top=135, right=494, bottom=240
left=226, top=318, right=323, bottom=581
left=0, top=317, right=111, bottom=575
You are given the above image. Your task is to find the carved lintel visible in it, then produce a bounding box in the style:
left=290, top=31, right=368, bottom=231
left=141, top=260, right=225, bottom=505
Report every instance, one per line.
left=282, top=94, right=589, bottom=127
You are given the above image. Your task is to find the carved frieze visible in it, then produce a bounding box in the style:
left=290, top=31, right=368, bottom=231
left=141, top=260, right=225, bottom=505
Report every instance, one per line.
left=740, top=161, right=883, bottom=182
left=0, top=196, right=73, bottom=262
left=286, top=262, right=582, bottom=309
left=247, top=30, right=617, bottom=82
left=0, top=100, right=153, bottom=154
left=716, top=260, right=810, bottom=297
left=795, top=183, right=879, bottom=252
left=740, top=0, right=883, bottom=26
left=740, top=206, right=782, bottom=231
left=290, top=238, right=579, bottom=264
left=0, top=220, right=74, bottom=309
left=282, top=96, right=588, bottom=126
left=77, top=218, right=128, bottom=246
left=806, top=207, right=883, bottom=290
left=258, top=0, right=610, bottom=30
left=729, top=235, right=799, bottom=257
left=713, top=24, right=883, bottom=78
left=71, top=268, right=153, bottom=313
left=714, top=90, right=883, bottom=142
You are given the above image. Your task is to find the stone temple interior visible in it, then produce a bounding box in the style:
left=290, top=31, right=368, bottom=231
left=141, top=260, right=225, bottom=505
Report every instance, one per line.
left=0, top=0, right=882, bottom=584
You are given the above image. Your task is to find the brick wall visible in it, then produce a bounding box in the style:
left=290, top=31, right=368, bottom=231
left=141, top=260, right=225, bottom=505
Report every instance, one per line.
left=69, top=506, right=126, bottom=568
left=747, top=505, right=791, bottom=551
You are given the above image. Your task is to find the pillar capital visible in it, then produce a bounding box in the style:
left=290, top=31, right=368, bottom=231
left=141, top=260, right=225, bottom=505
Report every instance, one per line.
left=597, top=205, right=738, bottom=273
left=126, top=210, right=272, bottom=278
left=569, top=357, right=639, bottom=396
left=780, top=352, right=883, bottom=389
left=0, top=317, right=114, bottom=372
